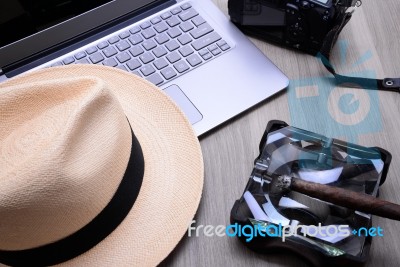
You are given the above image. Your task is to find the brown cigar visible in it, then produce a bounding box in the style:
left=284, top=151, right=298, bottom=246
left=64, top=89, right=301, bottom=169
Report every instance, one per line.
left=269, top=175, right=400, bottom=221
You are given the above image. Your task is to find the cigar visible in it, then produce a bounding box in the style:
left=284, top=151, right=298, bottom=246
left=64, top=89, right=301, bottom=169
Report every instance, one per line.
left=270, top=175, right=400, bottom=221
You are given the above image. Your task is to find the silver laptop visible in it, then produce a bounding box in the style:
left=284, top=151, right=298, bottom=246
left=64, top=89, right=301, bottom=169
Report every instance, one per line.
left=0, top=0, right=288, bottom=136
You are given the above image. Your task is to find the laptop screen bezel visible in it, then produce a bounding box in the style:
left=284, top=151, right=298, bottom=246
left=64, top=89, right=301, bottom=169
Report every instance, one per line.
left=0, top=0, right=167, bottom=70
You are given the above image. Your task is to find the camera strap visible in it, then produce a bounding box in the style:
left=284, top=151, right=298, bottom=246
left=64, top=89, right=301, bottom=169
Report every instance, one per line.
left=318, top=11, right=400, bottom=93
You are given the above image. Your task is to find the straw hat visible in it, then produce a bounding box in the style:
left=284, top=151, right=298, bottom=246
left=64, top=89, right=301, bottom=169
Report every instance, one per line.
left=0, top=65, right=204, bottom=266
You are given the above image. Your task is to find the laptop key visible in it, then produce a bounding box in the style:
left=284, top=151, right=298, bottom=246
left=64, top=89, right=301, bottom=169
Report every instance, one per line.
left=116, top=40, right=131, bottom=51
left=108, top=36, right=120, bottom=44
left=208, top=44, right=218, bottom=51
left=129, top=26, right=141, bottom=34
left=186, top=54, right=202, bottom=67
left=167, top=27, right=182, bottom=38
left=146, top=73, right=164, bottom=86
left=154, top=58, right=169, bottom=69
left=154, top=22, right=168, bottom=33
left=161, top=67, right=177, bottom=80
left=166, top=51, right=181, bottom=63
left=116, top=52, right=131, bottom=63
left=103, top=46, right=118, bottom=57
left=51, top=62, right=63, bottom=67
left=97, top=41, right=109, bottom=49
left=216, top=40, right=227, bottom=47
left=142, top=28, right=156, bottom=39
left=199, top=49, right=212, bottom=58
left=152, top=46, right=168, bottom=58
left=151, top=17, right=162, bottom=24
left=173, top=60, right=190, bottom=73
left=211, top=48, right=221, bottom=56
left=126, top=59, right=142, bottom=70
left=89, top=52, right=104, bottom=64
left=119, top=31, right=130, bottom=39
left=140, top=21, right=151, bottom=29
left=166, top=17, right=180, bottom=27
left=86, top=46, right=98, bottom=55
left=179, top=9, right=198, bottom=21
left=103, top=58, right=118, bottom=67
left=171, top=7, right=182, bottom=15
left=192, top=15, right=206, bottom=27
left=178, top=34, right=192, bottom=45
left=180, top=21, right=194, bottom=32
left=220, top=44, right=231, bottom=51
left=199, top=49, right=209, bottom=56
left=129, top=34, right=143, bottom=45
left=216, top=39, right=230, bottom=51
left=201, top=52, right=212, bottom=60
left=161, top=12, right=172, bottom=20
left=139, top=52, right=155, bottom=64
left=74, top=51, right=86, bottom=60
left=140, top=65, right=156, bottom=76
left=63, top=56, right=75, bottom=65
left=180, top=3, right=192, bottom=10
left=75, top=58, right=90, bottom=64
left=142, top=40, right=157, bottom=51
left=190, top=23, right=213, bottom=39
left=155, top=33, right=169, bottom=44
left=179, top=45, right=194, bottom=57
left=165, top=39, right=180, bottom=51
left=191, top=32, right=221, bottom=50
left=129, top=46, right=144, bottom=57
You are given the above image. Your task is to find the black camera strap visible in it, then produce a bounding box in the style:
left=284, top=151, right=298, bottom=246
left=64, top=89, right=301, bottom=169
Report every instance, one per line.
left=319, top=11, right=400, bottom=93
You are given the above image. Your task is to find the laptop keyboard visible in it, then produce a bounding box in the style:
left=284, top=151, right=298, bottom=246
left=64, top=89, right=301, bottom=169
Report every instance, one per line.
left=50, top=2, right=231, bottom=86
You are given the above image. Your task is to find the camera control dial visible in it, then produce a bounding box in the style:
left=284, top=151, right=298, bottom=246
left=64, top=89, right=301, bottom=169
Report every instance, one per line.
left=301, top=1, right=311, bottom=9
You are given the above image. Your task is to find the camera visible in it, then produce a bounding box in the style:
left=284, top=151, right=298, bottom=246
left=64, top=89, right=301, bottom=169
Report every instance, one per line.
left=228, top=0, right=358, bottom=54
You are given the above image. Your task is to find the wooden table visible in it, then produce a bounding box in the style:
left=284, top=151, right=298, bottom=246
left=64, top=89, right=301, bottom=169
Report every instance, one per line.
left=161, top=0, right=400, bottom=266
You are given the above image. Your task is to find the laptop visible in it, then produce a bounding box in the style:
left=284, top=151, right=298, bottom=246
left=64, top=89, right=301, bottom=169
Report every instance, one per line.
left=0, top=0, right=288, bottom=136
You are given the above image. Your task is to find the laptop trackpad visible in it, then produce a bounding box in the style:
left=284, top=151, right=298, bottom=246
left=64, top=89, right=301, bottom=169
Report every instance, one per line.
left=163, top=85, right=203, bottom=125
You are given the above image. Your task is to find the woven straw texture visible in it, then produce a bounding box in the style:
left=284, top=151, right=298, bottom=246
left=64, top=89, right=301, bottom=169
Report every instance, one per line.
left=0, top=65, right=204, bottom=266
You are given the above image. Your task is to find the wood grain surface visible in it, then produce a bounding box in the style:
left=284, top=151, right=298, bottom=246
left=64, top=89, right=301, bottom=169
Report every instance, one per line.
left=160, top=0, right=400, bottom=266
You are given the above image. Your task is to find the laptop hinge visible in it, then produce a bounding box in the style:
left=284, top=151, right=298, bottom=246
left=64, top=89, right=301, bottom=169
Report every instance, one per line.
left=0, top=68, right=8, bottom=82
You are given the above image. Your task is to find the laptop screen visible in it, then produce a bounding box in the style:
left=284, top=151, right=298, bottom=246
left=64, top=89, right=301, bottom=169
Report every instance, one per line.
left=0, top=0, right=165, bottom=70
left=0, top=1, right=114, bottom=48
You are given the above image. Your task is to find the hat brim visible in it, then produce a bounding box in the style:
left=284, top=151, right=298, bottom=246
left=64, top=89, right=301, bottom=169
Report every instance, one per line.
left=4, top=65, right=204, bottom=266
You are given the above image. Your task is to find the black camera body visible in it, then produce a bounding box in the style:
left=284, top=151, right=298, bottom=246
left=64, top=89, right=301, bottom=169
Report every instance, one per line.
left=228, top=0, right=349, bottom=54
